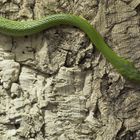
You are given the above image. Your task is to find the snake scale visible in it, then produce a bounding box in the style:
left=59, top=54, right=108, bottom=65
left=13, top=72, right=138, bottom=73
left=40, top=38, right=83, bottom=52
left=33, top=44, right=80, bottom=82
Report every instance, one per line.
left=0, top=14, right=139, bottom=82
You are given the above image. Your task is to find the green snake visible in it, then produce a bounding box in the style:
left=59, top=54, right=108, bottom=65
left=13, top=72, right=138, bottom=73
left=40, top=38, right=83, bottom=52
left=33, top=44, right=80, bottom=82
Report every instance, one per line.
left=0, top=14, right=140, bottom=82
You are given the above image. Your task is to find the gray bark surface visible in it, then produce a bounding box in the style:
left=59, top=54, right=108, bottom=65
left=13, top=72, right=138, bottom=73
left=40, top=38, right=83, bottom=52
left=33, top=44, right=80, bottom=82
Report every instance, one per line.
left=0, top=0, right=140, bottom=140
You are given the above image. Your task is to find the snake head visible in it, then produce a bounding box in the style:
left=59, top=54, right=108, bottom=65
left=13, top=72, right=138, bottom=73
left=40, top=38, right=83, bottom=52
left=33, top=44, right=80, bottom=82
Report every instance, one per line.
left=117, top=60, right=140, bottom=83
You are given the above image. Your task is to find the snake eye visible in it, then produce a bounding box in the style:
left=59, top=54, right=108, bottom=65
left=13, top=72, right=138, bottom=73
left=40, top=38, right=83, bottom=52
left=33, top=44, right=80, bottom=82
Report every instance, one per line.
left=24, top=35, right=28, bottom=38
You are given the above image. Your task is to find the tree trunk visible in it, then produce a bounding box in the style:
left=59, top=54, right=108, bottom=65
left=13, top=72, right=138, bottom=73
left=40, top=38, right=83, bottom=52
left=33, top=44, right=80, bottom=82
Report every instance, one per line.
left=0, top=0, right=140, bottom=140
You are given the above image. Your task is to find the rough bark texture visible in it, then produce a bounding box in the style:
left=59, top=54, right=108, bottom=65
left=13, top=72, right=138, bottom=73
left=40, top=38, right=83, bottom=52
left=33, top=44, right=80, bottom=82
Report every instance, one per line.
left=0, top=0, right=140, bottom=140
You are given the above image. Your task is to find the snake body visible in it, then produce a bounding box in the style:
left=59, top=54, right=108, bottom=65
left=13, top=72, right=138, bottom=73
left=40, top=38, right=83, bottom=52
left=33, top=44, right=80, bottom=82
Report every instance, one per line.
left=0, top=14, right=140, bottom=82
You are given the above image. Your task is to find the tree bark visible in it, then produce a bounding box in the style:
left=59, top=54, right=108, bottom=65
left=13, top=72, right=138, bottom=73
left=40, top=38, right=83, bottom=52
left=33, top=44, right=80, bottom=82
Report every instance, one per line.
left=0, top=0, right=140, bottom=140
